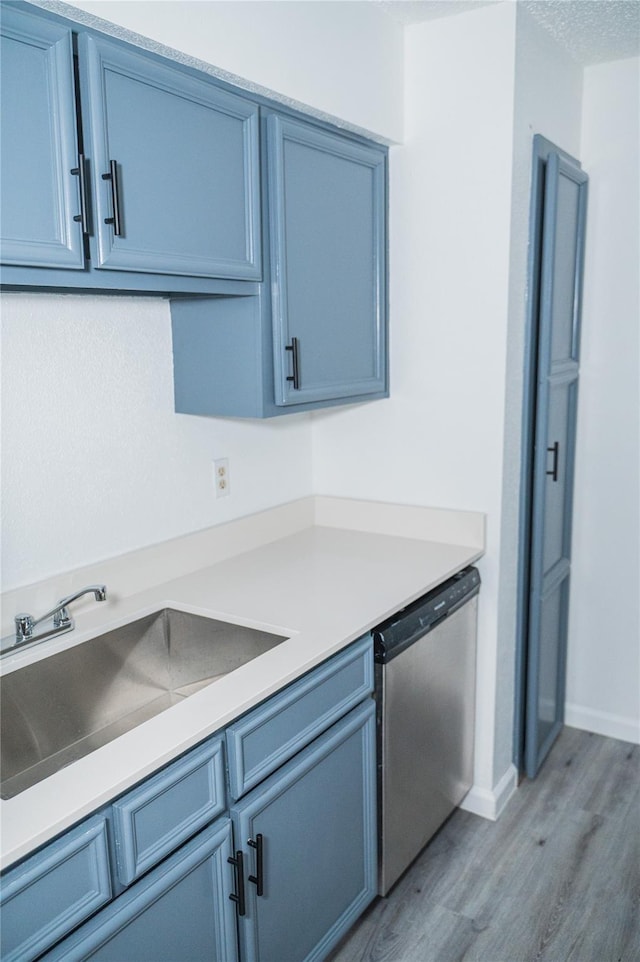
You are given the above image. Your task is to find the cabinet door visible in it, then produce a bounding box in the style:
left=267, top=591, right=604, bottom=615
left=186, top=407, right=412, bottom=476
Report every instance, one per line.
left=231, top=700, right=376, bottom=962
left=0, top=6, right=84, bottom=268
left=42, top=819, right=238, bottom=962
left=267, top=114, right=387, bottom=407
left=0, top=815, right=111, bottom=962
left=79, top=35, right=260, bottom=280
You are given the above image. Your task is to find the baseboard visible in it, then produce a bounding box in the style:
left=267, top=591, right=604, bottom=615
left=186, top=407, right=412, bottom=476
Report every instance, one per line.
left=565, top=703, right=640, bottom=745
left=459, top=763, right=518, bottom=821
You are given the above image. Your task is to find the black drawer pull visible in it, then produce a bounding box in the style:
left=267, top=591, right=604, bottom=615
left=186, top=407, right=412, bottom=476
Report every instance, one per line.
left=102, top=159, right=122, bottom=236
left=71, top=154, right=88, bottom=233
left=286, top=337, right=300, bottom=390
left=248, top=833, right=264, bottom=897
left=228, top=849, right=246, bottom=917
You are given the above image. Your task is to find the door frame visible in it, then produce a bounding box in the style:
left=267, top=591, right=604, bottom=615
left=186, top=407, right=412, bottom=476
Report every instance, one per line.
left=513, top=134, right=585, bottom=776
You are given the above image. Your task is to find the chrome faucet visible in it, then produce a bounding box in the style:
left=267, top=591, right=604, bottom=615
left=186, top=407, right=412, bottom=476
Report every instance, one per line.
left=4, top=585, right=108, bottom=654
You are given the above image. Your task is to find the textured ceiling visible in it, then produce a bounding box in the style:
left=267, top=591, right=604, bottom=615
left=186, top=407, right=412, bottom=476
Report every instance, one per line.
left=376, top=0, right=640, bottom=65
left=522, top=1, right=640, bottom=64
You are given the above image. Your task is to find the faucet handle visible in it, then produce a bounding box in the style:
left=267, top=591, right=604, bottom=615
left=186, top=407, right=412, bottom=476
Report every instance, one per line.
left=53, top=606, right=72, bottom=630
left=15, top=614, right=34, bottom=640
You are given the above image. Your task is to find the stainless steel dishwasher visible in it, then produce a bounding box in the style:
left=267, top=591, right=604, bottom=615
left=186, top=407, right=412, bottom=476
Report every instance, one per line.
left=374, top=566, right=480, bottom=895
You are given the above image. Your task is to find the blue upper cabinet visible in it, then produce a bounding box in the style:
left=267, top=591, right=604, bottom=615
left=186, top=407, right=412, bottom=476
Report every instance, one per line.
left=267, top=113, right=387, bottom=407
left=171, top=113, right=388, bottom=417
left=0, top=6, right=84, bottom=269
left=78, top=35, right=260, bottom=280
left=1, top=4, right=260, bottom=293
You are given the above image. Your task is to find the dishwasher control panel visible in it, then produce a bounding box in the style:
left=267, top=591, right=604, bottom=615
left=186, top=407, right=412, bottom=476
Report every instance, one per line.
left=373, top=566, right=480, bottom=664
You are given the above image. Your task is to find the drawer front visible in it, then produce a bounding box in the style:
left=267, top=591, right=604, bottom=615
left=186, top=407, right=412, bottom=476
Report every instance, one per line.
left=112, top=736, right=225, bottom=887
left=0, top=815, right=112, bottom=962
left=226, top=634, right=373, bottom=800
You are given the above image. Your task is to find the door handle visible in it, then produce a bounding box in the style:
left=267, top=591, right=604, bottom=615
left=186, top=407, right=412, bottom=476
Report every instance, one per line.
left=228, top=849, right=246, bottom=917
left=71, top=154, right=89, bottom=234
left=248, top=833, right=264, bottom=897
left=546, top=441, right=559, bottom=482
left=286, top=337, right=300, bottom=390
left=102, top=159, right=122, bottom=236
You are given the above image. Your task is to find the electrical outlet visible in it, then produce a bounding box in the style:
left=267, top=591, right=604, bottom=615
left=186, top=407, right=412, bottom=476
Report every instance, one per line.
left=213, top=458, right=230, bottom=498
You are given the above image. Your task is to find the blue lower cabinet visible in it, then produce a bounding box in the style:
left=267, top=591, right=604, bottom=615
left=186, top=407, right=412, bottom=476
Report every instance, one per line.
left=226, top=634, right=373, bottom=800
left=231, top=700, right=377, bottom=962
left=112, top=735, right=226, bottom=887
left=42, top=818, right=238, bottom=962
left=0, top=814, right=112, bottom=962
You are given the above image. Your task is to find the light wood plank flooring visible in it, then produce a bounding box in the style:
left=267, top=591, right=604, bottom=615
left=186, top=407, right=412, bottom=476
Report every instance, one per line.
left=328, top=728, right=639, bottom=962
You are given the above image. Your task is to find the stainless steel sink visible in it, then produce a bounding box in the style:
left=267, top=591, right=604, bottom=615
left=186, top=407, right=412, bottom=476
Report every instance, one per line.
left=0, top=609, right=288, bottom=799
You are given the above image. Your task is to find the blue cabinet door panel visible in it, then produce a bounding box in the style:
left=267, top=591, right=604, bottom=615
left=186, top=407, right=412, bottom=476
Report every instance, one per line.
left=231, top=700, right=377, bottom=962
left=112, top=735, right=226, bottom=886
left=43, top=819, right=238, bottom=962
left=0, top=814, right=112, bottom=962
left=268, top=114, right=387, bottom=406
left=79, top=34, right=261, bottom=279
left=0, top=7, right=84, bottom=268
left=226, top=634, right=373, bottom=800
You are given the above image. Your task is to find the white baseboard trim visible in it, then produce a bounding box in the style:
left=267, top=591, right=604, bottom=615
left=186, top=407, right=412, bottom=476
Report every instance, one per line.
left=565, top=703, right=640, bottom=745
left=459, top=763, right=518, bottom=821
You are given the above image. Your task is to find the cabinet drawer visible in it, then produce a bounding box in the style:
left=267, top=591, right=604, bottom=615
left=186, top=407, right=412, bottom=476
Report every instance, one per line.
left=41, top=819, right=237, bottom=962
left=112, top=736, right=225, bottom=887
left=226, top=634, right=373, bottom=800
left=0, top=814, right=111, bottom=962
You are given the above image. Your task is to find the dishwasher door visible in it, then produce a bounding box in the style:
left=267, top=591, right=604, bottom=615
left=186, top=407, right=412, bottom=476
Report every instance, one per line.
left=376, top=595, right=478, bottom=895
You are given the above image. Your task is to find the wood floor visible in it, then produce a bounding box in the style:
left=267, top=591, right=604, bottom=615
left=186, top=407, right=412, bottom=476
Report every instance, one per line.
left=328, top=727, right=640, bottom=962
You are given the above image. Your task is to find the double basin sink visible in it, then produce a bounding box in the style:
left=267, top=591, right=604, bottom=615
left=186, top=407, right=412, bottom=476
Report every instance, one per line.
left=1, top=610, right=287, bottom=799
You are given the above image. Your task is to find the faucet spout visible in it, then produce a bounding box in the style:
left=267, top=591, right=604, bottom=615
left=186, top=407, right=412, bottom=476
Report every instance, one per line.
left=50, top=585, right=108, bottom=625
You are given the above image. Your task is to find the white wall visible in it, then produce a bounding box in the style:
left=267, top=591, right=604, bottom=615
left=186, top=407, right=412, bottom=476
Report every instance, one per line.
left=312, top=2, right=518, bottom=809
left=566, top=56, right=640, bottom=743
left=0, top=293, right=312, bottom=588
left=49, top=0, right=404, bottom=142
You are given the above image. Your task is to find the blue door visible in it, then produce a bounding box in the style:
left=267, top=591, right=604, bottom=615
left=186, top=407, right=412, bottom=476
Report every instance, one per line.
left=230, top=701, right=377, bottom=962
left=0, top=6, right=84, bottom=269
left=267, top=114, right=387, bottom=406
left=78, top=34, right=261, bottom=279
left=525, top=151, right=588, bottom=778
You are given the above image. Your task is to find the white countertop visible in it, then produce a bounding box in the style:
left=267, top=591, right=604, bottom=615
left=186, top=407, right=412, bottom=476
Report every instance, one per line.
left=1, top=498, right=484, bottom=870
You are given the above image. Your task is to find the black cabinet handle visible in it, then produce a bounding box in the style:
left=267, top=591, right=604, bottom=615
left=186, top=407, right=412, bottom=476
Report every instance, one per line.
left=546, top=441, right=559, bottom=482
left=286, top=337, right=300, bottom=390
left=248, top=833, right=264, bottom=897
left=228, top=849, right=246, bottom=917
left=71, top=154, right=88, bottom=234
left=102, top=159, right=122, bottom=236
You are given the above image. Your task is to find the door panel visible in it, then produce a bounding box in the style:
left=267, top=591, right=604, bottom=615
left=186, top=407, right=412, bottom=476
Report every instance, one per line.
left=541, top=379, right=578, bottom=574
left=79, top=35, right=260, bottom=279
left=267, top=114, right=387, bottom=406
left=525, top=151, right=588, bottom=779
left=231, top=701, right=376, bottom=962
left=0, top=7, right=84, bottom=268
left=534, top=575, right=570, bottom=751
left=550, top=174, right=581, bottom=363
